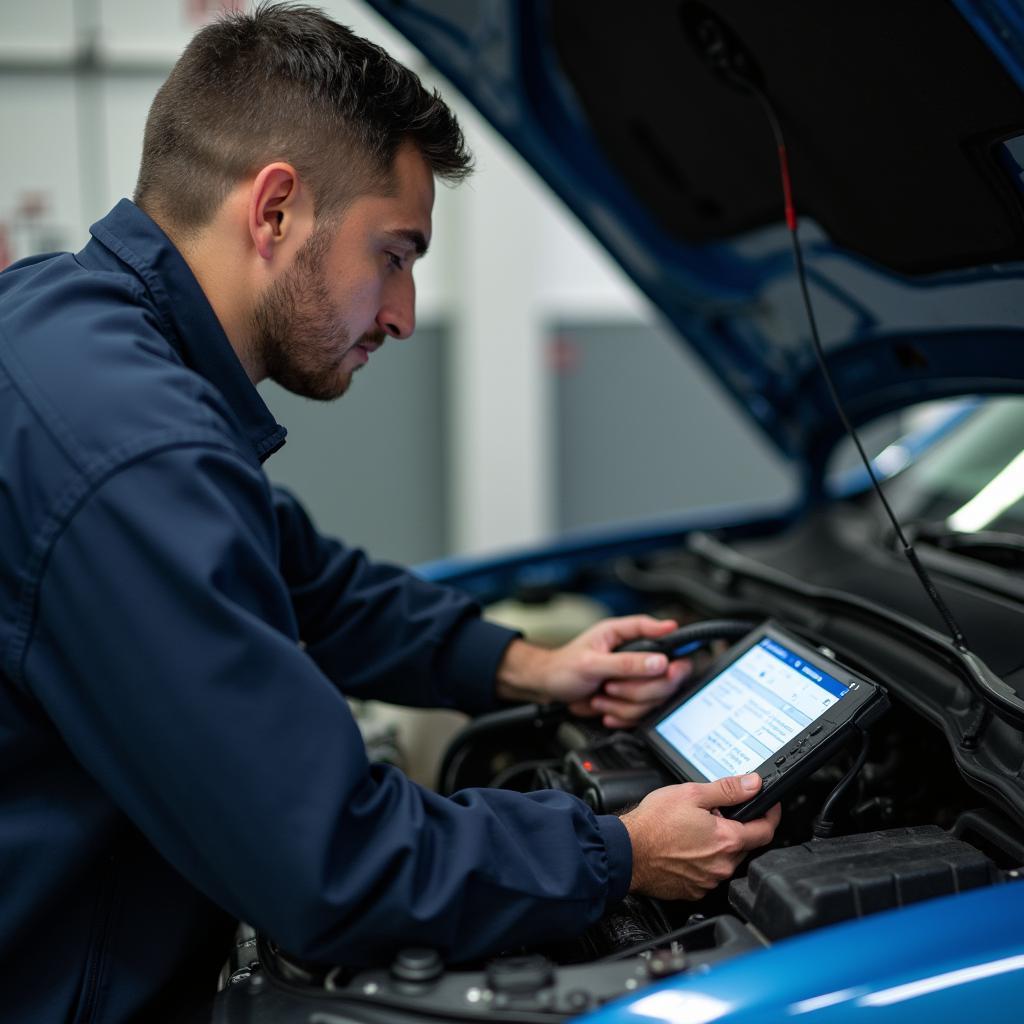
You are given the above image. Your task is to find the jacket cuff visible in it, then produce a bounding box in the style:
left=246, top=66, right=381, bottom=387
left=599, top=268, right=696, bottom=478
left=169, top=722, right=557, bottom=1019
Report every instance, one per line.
left=439, top=617, right=521, bottom=716
left=596, top=814, right=633, bottom=906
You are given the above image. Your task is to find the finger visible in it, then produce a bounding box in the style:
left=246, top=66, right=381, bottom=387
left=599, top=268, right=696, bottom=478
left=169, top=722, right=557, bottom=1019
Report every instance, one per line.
left=602, top=712, right=660, bottom=728
left=688, top=773, right=762, bottom=810
left=590, top=650, right=671, bottom=681
left=602, top=677, right=680, bottom=705
left=567, top=698, right=600, bottom=718
left=733, top=807, right=780, bottom=851
left=589, top=688, right=675, bottom=720
left=600, top=615, right=679, bottom=647
left=590, top=693, right=666, bottom=725
left=669, top=657, right=693, bottom=683
left=643, top=617, right=679, bottom=635
left=604, top=660, right=692, bottom=702
left=600, top=710, right=652, bottom=728
left=601, top=714, right=635, bottom=729
left=690, top=880, right=720, bottom=899
left=593, top=669, right=691, bottom=722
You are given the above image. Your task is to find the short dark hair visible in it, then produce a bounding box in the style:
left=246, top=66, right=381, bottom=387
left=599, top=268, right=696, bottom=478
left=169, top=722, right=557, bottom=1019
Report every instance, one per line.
left=134, top=2, right=472, bottom=234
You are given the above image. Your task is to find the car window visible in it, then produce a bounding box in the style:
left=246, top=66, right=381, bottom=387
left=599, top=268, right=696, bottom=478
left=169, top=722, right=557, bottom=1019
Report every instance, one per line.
left=825, top=400, right=975, bottom=490
left=885, top=398, right=1024, bottom=535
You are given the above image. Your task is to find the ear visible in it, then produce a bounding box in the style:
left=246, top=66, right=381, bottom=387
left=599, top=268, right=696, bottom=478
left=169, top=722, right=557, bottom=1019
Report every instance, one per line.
left=247, top=162, right=310, bottom=261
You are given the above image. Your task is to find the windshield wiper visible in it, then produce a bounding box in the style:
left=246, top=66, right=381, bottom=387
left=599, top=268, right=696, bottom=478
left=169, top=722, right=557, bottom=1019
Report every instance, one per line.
left=906, top=523, right=1024, bottom=572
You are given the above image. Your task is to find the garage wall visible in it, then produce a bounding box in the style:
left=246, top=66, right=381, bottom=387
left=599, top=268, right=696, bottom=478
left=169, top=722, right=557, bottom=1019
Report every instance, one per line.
left=260, top=326, right=450, bottom=565
left=552, top=321, right=792, bottom=533
left=0, top=0, right=794, bottom=565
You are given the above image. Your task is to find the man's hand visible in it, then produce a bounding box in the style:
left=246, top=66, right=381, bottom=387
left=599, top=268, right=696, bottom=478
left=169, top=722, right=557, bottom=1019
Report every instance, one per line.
left=619, top=774, right=781, bottom=901
left=495, top=616, right=691, bottom=727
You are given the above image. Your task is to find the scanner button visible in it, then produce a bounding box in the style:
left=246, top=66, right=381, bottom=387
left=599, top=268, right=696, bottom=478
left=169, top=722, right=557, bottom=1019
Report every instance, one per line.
left=760, top=771, right=776, bottom=785
left=774, top=755, right=786, bottom=766
left=810, top=725, right=823, bottom=736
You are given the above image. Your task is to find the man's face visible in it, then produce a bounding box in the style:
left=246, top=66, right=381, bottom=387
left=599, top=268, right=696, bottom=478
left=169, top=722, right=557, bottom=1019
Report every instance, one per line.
left=251, top=143, right=434, bottom=400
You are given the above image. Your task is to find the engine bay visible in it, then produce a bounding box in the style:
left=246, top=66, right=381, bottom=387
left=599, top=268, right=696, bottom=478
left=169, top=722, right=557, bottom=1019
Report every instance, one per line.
left=213, top=512, right=1024, bottom=1024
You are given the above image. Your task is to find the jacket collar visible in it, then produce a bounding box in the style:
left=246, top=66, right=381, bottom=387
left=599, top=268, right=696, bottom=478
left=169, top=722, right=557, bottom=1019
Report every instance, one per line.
left=88, top=199, right=287, bottom=463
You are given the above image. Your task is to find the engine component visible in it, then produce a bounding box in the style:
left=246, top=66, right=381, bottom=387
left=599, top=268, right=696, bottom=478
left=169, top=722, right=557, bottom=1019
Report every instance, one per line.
left=729, top=824, right=1002, bottom=940
left=564, top=733, right=672, bottom=813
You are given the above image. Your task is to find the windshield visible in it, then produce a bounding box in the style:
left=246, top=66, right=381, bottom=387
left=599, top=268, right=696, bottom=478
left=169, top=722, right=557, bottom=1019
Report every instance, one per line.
left=885, top=399, right=1024, bottom=536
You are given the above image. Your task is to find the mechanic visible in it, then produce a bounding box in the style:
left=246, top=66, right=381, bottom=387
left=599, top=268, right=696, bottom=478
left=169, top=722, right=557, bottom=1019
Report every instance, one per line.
left=0, top=4, right=780, bottom=1021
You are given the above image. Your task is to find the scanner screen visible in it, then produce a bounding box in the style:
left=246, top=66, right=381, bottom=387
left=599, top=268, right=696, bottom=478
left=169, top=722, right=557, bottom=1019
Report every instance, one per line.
left=653, top=638, right=850, bottom=781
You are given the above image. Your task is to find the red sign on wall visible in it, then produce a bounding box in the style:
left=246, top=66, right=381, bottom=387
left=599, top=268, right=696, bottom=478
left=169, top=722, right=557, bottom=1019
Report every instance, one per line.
left=186, top=0, right=247, bottom=25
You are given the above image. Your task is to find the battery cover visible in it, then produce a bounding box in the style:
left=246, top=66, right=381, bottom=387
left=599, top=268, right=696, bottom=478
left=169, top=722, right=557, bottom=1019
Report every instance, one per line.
left=729, top=825, right=1001, bottom=940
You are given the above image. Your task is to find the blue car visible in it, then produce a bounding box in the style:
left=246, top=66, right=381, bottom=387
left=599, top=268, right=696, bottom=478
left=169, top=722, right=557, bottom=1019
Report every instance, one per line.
left=215, top=2, right=1024, bottom=1022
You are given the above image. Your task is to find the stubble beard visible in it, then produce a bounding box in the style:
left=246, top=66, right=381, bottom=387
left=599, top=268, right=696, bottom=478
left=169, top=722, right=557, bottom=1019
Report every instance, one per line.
left=250, top=227, right=356, bottom=402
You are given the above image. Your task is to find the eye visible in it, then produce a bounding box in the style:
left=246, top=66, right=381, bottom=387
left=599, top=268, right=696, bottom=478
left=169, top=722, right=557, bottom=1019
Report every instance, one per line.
left=385, top=251, right=404, bottom=270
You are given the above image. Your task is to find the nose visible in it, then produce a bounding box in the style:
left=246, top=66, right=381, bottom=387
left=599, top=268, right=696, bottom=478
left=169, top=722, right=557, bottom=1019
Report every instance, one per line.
left=377, top=274, right=416, bottom=340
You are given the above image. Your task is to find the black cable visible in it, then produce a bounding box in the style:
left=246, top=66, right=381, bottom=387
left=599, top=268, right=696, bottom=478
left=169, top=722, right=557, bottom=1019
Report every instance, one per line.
left=812, top=729, right=870, bottom=839
left=440, top=621, right=757, bottom=794
left=615, top=618, right=756, bottom=657
left=745, top=80, right=969, bottom=654
left=488, top=758, right=560, bottom=789
left=437, top=702, right=565, bottom=796
left=597, top=920, right=689, bottom=962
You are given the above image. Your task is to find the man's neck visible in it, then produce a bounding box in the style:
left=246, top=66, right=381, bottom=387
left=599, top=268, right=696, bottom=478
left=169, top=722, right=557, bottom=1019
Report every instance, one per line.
left=164, top=218, right=264, bottom=384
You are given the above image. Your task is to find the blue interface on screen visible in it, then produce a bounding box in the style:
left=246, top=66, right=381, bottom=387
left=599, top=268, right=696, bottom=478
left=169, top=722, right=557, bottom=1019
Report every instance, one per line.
left=654, top=638, right=850, bottom=781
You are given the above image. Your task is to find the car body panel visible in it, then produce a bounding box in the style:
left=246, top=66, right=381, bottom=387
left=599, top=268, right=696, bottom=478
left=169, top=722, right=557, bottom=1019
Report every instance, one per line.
left=415, top=499, right=794, bottom=601
left=582, top=884, right=1024, bottom=1024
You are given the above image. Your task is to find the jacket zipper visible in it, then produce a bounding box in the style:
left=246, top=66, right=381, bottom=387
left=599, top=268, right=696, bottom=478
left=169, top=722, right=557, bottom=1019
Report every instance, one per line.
left=74, top=854, right=119, bottom=1024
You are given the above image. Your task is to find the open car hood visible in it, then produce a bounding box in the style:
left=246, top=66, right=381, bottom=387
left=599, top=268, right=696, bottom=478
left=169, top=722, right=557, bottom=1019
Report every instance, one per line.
left=365, top=0, right=1024, bottom=476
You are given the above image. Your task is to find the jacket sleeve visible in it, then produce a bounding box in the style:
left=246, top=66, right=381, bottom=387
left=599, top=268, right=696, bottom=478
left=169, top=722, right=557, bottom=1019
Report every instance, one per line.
left=271, top=485, right=517, bottom=715
left=23, top=444, right=632, bottom=965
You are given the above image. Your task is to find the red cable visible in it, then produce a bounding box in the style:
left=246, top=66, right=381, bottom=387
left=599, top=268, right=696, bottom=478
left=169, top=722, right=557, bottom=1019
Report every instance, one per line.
left=778, top=143, right=797, bottom=231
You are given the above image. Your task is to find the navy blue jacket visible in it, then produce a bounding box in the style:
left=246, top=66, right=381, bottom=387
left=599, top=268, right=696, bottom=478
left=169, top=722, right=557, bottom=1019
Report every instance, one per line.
left=0, top=201, right=631, bottom=1023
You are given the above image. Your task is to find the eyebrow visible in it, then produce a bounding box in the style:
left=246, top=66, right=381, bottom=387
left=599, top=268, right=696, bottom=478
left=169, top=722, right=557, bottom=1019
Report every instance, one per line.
left=385, top=229, right=429, bottom=258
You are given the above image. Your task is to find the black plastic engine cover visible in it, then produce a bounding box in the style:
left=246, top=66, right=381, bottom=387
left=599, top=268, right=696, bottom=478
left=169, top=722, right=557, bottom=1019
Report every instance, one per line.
left=729, top=825, right=1001, bottom=940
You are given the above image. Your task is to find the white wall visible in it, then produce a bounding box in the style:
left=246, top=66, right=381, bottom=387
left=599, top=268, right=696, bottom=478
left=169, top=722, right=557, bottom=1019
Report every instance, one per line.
left=0, top=0, right=653, bottom=556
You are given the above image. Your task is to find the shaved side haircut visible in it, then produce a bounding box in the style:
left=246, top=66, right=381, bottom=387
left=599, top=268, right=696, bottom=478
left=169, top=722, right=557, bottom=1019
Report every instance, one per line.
left=134, top=1, right=472, bottom=237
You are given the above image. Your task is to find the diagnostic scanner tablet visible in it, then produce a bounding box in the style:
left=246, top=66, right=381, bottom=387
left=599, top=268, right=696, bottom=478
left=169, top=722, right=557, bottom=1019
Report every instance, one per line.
left=640, top=622, right=889, bottom=822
